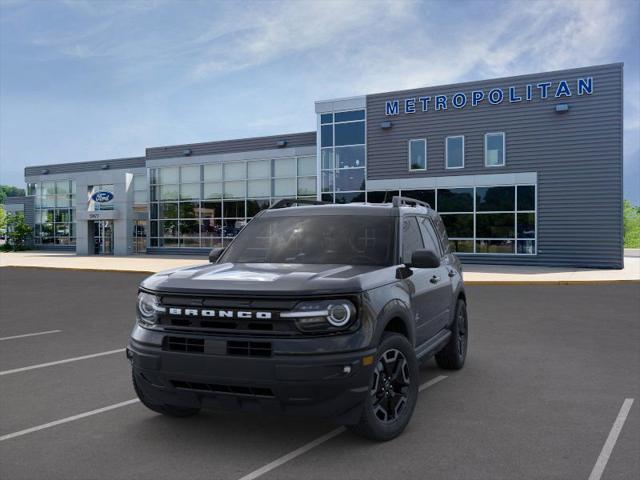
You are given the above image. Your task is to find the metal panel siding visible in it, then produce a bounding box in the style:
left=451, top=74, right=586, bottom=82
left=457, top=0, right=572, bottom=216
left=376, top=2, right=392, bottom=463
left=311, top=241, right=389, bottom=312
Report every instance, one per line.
left=146, top=132, right=316, bottom=160
left=366, top=64, right=623, bottom=268
left=24, top=157, right=145, bottom=177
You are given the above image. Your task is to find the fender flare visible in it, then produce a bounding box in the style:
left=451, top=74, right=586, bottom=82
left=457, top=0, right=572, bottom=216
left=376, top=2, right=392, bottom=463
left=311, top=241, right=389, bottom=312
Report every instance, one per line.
left=372, top=298, right=415, bottom=347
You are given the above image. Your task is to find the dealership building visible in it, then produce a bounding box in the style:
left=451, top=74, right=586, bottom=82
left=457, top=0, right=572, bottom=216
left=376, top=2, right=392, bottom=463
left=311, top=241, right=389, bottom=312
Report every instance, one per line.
left=11, top=63, right=623, bottom=268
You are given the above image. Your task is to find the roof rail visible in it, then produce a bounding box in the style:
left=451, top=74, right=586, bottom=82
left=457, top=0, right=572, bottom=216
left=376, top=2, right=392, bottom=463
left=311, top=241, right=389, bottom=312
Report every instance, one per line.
left=391, top=195, right=432, bottom=209
left=269, top=198, right=327, bottom=209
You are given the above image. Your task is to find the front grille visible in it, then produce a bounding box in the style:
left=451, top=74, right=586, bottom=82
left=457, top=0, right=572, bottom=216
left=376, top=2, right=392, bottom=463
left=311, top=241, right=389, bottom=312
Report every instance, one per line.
left=165, top=336, right=204, bottom=353
left=171, top=380, right=274, bottom=398
left=227, top=341, right=272, bottom=357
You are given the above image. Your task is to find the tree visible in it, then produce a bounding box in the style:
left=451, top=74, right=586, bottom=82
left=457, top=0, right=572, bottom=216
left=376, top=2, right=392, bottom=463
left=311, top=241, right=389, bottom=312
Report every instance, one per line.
left=5, top=212, right=32, bottom=250
left=623, top=199, right=640, bottom=248
left=0, top=185, right=26, bottom=204
left=0, top=205, right=6, bottom=232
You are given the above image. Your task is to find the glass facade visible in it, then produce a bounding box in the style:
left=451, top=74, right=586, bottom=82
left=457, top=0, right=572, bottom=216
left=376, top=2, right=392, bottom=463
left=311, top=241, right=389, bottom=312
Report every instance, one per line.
left=149, top=156, right=317, bottom=248
left=32, top=180, right=76, bottom=245
left=366, top=185, right=536, bottom=255
left=320, top=110, right=366, bottom=204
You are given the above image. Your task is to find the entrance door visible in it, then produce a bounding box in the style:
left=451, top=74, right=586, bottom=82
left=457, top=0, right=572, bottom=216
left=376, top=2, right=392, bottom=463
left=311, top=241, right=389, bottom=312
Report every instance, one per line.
left=93, top=220, right=114, bottom=255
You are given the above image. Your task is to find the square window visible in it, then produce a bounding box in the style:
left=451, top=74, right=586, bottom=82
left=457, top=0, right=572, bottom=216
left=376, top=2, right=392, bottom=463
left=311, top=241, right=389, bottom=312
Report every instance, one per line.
left=223, top=181, right=246, bottom=198
left=201, top=201, right=222, bottom=219
left=180, top=165, right=201, bottom=183
left=273, top=177, right=296, bottom=196
left=223, top=200, right=245, bottom=218
left=159, top=185, right=179, bottom=201
left=517, top=213, right=536, bottom=238
left=180, top=183, right=200, bottom=200
left=517, top=240, right=536, bottom=255
left=335, top=122, right=365, bottom=146
left=248, top=160, right=271, bottom=179
left=297, top=177, right=317, bottom=195
left=476, top=186, right=515, bottom=212
left=476, top=240, right=514, bottom=254
left=179, top=202, right=199, bottom=218
left=204, top=182, right=223, bottom=199
left=320, top=113, right=333, bottom=124
left=224, top=162, right=246, bottom=181
left=321, top=124, right=333, bottom=147
left=335, top=145, right=365, bottom=169
left=476, top=213, right=515, bottom=238
left=274, top=158, right=296, bottom=177
left=335, top=168, right=365, bottom=192
left=518, top=185, right=535, bottom=211
left=440, top=214, right=474, bottom=238
left=437, top=188, right=473, bottom=212
left=335, top=110, right=365, bottom=122
left=159, top=167, right=179, bottom=184
left=297, top=156, right=317, bottom=176
left=204, top=164, right=222, bottom=182
left=446, top=136, right=464, bottom=169
left=248, top=179, right=270, bottom=197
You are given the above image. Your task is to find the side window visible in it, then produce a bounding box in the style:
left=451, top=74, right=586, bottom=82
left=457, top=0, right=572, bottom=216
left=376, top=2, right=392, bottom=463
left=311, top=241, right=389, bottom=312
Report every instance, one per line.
left=419, top=217, right=442, bottom=257
left=433, top=215, right=451, bottom=254
left=401, top=217, right=424, bottom=264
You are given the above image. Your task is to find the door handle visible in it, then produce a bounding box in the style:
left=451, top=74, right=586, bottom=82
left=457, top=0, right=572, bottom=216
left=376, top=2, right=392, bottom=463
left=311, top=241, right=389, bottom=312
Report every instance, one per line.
left=429, top=275, right=440, bottom=284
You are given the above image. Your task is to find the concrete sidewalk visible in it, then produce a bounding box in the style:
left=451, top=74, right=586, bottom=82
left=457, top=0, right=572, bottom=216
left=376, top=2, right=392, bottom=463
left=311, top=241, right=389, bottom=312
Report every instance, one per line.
left=1, top=250, right=639, bottom=284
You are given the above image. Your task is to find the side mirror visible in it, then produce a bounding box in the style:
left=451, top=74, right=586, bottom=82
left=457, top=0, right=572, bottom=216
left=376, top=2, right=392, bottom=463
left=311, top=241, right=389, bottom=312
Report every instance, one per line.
left=409, top=249, right=440, bottom=269
left=208, top=247, right=225, bottom=263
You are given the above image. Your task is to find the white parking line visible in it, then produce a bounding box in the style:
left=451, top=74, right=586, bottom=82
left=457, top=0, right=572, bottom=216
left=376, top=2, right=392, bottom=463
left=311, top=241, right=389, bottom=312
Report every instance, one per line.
left=588, top=398, right=634, bottom=480
left=0, top=348, right=125, bottom=376
left=0, top=399, right=139, bottom=442
left=237, top=375, right=448, bottom=480
left=0, top=330, right=62, bottom=341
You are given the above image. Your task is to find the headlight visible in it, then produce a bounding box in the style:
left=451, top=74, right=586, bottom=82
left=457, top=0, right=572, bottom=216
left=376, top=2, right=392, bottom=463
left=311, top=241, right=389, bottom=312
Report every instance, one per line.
left=137, top=292, right=164, bottom=326
left=281, top=299, right=356, bottom=333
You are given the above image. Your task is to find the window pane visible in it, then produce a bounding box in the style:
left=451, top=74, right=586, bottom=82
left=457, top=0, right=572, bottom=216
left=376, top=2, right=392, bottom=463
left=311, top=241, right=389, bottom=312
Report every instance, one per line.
left=179, top=220, right=200, bottom=237
left=476, top=186, right=515, bottom=211
left=297, top=156, right=316, bottom=176
left=320, top=113, right=333, bottom=124
left=204, top=164, right=222, bottom=181
left=273, top=178, right=296, bottom=196
left=224, top=180, right=246, bottom=198
left=402, top=189, right=435, bottom=207
left=202, top=237, right=224, bottom=248
left=437, top=188, right=473, bottom=212
left=409, top=140, right=426, bottom=170
left=446, top=137, right=464, bottom=168
left=418, top=218, right=441, bottom=255
left=401, top=217, right=424, bottom=264
left=335, top=145, right=365, bottom=169
left=203, top=182, right=223, bottom=199
left=160, top=184, right=179, bottom=200
left=160, top=220, right=178, bottom=237
left=134, top=190, right=146, bottom=204
left=43, top=181, right=56, bottom=195
left=200, top=219, right=222, bottom=237
left=335, top=122, right=365, bottom=146
left=517, top=240, right=536, bottom=254
left=248, top=179, right=271, bottom=197
left=224, top=162, right=245, bottom=181
left=55, top=181, right=69, bottom=195
left=321, top=124, right=333, bottom=147
left=180, top=165, right=200, bottom=183
left=517, top=213, right=536, bottom=238
left=476, top=240, right=514, bottom=254
left=159, top=202, right=178, bottom=218
left=321, top=148, right=334, bottom=170
left=450, top=239, right=474, bottom=253
left=179, top=202, right=199, bottom=218
left=321, top=171, right=334, bottom=192
left=321, top=193, right=334, bottom=202
left=159, top=167, right=179, bottom=184
left=150, top=203, right=158, bottom=219
left=367, top=191, right=399, bottom=203
left=274, top=158, right=296, bottom=177
left=180, top=183, right=200, bottom=200
left=297, top=177, right=317, bottom=195
left=476, top=213, right=515, bottom=238
left=335, top=110, right=365, bottom=122
left=440, top=214, right=473, bottom=238
left=518, top=185, right=535, bottom=210
left=201, top=201, right=222, bottom=219
left=247, top=160, right=271, bottom=179
left=335, top=168, right=365, bottom=191
left=486, top=133, right=505, bottom=166
left=133, top=175, right=146, bottom=191
left=334, top=192, right=365, bottom=203
left=223, top=200, right=245, bottom=218
left=247, top=199, right=270, bottom=217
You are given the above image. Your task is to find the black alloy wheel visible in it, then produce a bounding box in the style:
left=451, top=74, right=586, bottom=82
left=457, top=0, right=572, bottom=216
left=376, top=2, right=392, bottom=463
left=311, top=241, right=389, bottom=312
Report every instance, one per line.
left=371, top=348, right=411, bottom=423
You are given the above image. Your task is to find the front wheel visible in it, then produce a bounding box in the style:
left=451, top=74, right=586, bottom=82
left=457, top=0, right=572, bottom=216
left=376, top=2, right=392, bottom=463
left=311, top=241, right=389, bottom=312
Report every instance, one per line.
left=348, top=333, right=419, bottom=442
left=435, top=298, right=468, bottom=370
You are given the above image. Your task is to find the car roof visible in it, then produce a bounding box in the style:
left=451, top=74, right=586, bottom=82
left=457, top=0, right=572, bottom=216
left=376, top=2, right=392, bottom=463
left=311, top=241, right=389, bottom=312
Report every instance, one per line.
left=261, top=202, right=434, bottom=218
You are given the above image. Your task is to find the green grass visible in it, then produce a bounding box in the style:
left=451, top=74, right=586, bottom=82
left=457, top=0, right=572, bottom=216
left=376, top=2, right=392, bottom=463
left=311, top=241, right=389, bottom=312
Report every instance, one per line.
left=624, top=200, right=640, bottom=248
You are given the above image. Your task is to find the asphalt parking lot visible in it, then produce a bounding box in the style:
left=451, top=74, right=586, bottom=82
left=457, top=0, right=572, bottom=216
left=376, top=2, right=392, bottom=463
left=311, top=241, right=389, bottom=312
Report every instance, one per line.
left=0, top=267, right=638, bottom=480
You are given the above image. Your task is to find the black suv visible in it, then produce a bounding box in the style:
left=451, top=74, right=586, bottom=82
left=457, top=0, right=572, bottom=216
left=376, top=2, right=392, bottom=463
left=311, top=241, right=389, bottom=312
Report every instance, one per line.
left=128, top=197, right=468, bottom=441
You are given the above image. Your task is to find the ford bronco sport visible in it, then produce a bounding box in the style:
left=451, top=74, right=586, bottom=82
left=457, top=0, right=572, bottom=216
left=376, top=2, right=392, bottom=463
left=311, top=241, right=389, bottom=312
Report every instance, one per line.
left=127, top=196, right=468, bottom=441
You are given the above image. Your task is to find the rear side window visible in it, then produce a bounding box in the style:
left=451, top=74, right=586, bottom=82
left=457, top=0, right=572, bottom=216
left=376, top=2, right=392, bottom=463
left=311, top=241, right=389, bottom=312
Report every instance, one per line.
left=401, top=217, right=424, bottom=264
left=433, top=215, right=451, bottom=254
left=419, top=217, right=442, bottom=257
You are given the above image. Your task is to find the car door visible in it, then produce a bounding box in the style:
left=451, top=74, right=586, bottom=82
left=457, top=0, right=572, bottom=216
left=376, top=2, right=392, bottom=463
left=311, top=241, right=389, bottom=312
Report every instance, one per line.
left=418, top=216, right=453, bottom=336
left=400, top=216, right=440, bottom=345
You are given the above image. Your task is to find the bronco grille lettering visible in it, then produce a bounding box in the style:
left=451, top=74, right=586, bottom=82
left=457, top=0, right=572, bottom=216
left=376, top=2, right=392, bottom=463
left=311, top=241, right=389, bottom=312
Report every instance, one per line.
left=167, top=307, right=273, bottom=320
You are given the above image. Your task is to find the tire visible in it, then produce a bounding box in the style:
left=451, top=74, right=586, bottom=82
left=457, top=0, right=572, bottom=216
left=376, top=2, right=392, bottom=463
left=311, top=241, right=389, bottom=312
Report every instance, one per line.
left=132, top=371, right=201, bottom=418
left=348, top=332, right=419, bottom=442
left=435, top=298, right=468, bottom=370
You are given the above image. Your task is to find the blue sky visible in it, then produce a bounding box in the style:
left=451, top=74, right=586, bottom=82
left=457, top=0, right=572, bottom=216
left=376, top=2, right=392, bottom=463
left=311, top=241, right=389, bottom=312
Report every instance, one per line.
left=1, top=0, right=639, bottom=202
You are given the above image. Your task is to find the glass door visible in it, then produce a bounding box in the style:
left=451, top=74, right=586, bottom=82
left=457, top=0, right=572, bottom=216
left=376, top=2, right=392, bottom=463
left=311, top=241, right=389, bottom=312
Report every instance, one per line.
left=93, top=220, right=114, bottom=255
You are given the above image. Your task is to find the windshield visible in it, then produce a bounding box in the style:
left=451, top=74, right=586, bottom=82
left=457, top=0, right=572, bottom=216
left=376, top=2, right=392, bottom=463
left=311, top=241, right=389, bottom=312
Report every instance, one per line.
left=221, top=215, right=396, bottom=266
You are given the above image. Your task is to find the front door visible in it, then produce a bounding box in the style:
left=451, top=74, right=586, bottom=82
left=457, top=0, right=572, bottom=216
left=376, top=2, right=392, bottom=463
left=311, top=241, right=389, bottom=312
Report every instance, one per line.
left=93, top=220, right=114, bottom=255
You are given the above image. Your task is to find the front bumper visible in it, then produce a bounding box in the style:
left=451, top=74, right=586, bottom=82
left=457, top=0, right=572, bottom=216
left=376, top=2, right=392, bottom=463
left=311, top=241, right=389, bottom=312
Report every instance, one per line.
left=127, top=325, right=376, bottom=424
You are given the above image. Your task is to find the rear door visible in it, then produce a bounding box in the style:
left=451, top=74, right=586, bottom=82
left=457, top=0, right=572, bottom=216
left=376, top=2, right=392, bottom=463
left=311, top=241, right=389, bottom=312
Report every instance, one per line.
left=418, top=216, right=453, bottom=334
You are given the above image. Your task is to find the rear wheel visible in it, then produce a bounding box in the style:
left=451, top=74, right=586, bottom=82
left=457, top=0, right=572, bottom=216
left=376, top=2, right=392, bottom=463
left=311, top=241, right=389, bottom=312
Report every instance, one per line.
left=132, top=371, right=200, bottom=418
left=348, top=333, right=418, bottom=441
left=435, top=299, right=468, bottom=370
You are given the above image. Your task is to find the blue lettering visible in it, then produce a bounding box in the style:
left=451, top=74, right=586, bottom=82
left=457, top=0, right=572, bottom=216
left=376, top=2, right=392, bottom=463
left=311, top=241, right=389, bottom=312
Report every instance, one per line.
left=385, top=100, right=399, bottom=115
left=509, top=86, right=522, bottom=102
left=537, top=82, right=552, bottom=99
left=471, top=90, right=484, bottom=106
left=488, top=88, right=504, bottom=104
left=405, top=98, right=416, bottom=113
left=418, top=96, right=431, bottom=111
left=435, top=95, right=447, bottom=111
left=526, top=84, right=533, bottom=101
left=577, top=77, right=593, bottom=95
left=452, top=92, right=467, bottom=108
left=555, top=80, right=572, bottom=97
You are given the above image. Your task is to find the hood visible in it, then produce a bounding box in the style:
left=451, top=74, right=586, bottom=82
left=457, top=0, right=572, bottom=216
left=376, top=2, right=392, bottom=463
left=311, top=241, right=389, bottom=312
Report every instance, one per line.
left=141, top=262, right=397, bottom=296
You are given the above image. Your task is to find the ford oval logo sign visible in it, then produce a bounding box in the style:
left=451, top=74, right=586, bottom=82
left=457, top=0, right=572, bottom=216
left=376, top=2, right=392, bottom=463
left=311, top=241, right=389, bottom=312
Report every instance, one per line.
left=91, top=191, right=114, bottom=203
